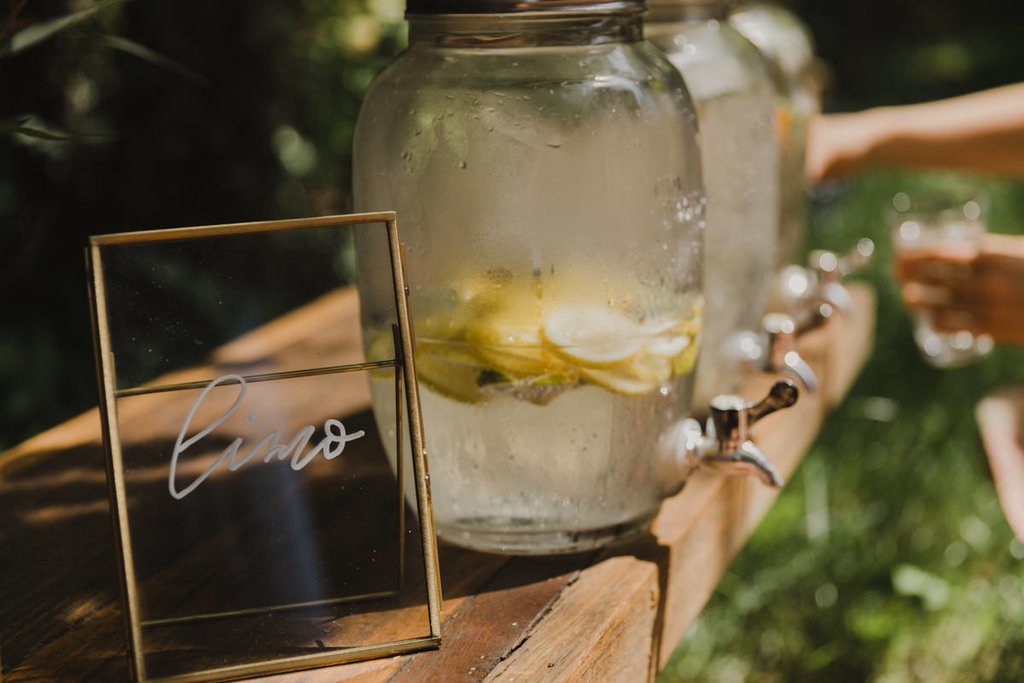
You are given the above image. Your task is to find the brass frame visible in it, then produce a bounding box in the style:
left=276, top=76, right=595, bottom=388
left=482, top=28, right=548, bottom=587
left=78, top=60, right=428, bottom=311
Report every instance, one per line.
left=86, top=211, right=442, bottom=682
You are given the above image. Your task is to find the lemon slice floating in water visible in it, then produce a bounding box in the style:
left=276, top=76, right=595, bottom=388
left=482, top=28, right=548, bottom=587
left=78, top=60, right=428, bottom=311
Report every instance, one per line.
left=542, top=304, right=646, bottom=367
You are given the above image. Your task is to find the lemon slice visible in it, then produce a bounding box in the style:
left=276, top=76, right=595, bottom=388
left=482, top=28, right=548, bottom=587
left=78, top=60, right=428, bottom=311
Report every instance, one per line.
left=464, top=292, right=569, bottom=377
left=415, top=308, right=476, bottom=345
left=414, top=350, right=487, bottom=404
left=542, top=304, right=645, bottom=367
left=645, top=334, right=691, bottom=358
left=365, top=330, right=394, bottom=362
left=621, top=352, right=673, bottom=383
left=365, top=331, right=396, bottom=379
left=417, top=339, right=486, bottom=369
left=580, top=367, right=659, bottom=396
left=671, top=337, right=700, bottom=376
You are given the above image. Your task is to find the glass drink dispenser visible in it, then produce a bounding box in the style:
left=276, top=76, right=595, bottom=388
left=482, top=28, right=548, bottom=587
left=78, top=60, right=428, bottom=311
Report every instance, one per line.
left=353, top=0, right=794, bottom=555
left=730, top=2, right=822, bottom=271
left=647, top=0, right=781, bottom=408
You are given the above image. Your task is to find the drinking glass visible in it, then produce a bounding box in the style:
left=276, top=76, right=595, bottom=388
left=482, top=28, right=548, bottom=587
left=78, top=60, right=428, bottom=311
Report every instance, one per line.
left=890, top=188, right=994, bottom=368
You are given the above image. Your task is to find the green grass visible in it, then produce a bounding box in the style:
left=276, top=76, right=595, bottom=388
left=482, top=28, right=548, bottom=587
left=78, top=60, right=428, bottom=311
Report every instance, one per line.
left=658, top=171, right=1024, bottom=682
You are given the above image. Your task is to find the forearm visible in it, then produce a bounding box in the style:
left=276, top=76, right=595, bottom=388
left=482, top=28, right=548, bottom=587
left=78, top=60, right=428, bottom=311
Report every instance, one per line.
left=860, top=83, right=1024, bottom=176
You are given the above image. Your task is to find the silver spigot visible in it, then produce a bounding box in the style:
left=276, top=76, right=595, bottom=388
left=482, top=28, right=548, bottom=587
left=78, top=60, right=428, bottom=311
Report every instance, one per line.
left=676, top=380, right=799, bottom=488
left=762, top=313, right=818, bottom=391
left=793, top=301, right=834, bottom=335
left=723, top=316, right=818, bottom=391
left=807, top=238, right=875, bottom=316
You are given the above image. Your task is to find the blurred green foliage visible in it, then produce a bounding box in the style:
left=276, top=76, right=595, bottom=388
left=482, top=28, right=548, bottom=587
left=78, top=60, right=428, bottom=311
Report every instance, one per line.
left=0, top=0, right=405, bottom=446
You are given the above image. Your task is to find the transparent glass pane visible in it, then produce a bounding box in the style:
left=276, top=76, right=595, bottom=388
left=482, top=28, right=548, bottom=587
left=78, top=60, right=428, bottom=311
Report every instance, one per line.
left=99, top=226, right=369, bottom=391
left=92, top=217, right=435, bottom=680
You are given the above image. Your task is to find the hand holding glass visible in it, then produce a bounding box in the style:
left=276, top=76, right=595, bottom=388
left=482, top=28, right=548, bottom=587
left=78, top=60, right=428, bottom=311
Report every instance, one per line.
left=890, top=189, right=994, bottom=367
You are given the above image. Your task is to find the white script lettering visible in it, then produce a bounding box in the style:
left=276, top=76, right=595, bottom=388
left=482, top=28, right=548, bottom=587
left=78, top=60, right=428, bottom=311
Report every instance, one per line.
left=168, top=374, right=365, bottom=500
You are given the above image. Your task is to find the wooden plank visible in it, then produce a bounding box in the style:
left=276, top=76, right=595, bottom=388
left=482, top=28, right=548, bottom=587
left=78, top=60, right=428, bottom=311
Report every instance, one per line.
left=827, top=286, right=876, bottom=406
left=388, top=556, right=587, bottom=682
left=484, top=556, right=659, bottom=683
left=975, top=389, right=1024, bottom=543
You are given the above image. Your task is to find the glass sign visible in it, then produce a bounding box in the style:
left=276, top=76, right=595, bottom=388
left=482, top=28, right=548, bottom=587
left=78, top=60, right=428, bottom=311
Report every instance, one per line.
left=87, top=213, right=440, bottom=682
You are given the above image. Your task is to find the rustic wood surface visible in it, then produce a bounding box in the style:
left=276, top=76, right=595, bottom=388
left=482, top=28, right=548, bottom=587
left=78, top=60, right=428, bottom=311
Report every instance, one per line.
left=976, top=387, right=1024, bottom=543
left=0, top=284, right=875, bottom=682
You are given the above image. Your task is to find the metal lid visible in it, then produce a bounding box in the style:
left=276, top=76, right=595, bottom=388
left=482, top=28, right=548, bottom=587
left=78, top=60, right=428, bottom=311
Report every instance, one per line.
left=406, top=0, right=645, bottom=15
left=647, top=0, right=728, bottom=7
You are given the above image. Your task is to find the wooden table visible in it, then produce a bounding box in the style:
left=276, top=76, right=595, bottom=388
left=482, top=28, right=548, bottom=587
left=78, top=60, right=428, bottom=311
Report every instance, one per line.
left=0, top=285, right=874, bottom=682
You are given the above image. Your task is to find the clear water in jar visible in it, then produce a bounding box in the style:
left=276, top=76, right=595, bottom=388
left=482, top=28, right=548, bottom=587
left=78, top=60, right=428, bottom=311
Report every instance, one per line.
left=364, top=268, right=702, bottom=554
left=776, top=94, right=813, bottom=269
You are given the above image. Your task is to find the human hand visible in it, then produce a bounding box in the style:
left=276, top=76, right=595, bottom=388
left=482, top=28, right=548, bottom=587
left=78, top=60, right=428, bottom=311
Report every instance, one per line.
left=806, top=111, right=886, bottom=183
left=895, top=233, right=1024, bottom=346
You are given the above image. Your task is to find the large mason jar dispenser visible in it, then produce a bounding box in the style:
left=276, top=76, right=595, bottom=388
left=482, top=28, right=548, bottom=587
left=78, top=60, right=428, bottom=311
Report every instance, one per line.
left=646, top=0, right=782, bottom=408
left=353, top=0, right=796, bottom=555
left=730, top=3, right=821, bottom=273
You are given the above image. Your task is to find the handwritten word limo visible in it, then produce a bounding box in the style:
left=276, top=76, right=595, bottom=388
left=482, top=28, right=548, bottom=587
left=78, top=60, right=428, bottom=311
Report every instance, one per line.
left=169, top=374, right=366, bottom=500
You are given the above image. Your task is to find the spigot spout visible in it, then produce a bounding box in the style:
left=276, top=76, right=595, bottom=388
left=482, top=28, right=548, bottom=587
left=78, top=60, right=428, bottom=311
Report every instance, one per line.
left=778, top=238, right=874, bottom=323
left=702, top=441, right=784, bottom=487
left=820, top=281, right=856, bottom=316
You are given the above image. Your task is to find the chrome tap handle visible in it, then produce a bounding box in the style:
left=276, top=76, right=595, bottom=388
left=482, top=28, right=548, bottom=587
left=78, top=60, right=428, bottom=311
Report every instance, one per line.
left=809, top=238, right=875, bottom=285
left=840, top=238, right=875, bottom=276
left=694, top=379, right=798, bottom=488
left=807, top=238, right=875, bottom=315
left=794, top=301, right=834, bottom=334
left=748, top=379, right=800, bottom=424
left=762, top=313, right=818, bottom=392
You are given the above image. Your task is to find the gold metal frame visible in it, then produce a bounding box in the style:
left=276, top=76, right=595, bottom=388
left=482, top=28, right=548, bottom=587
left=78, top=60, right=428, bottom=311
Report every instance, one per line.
left=86, top=211, right=442, bottom=682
